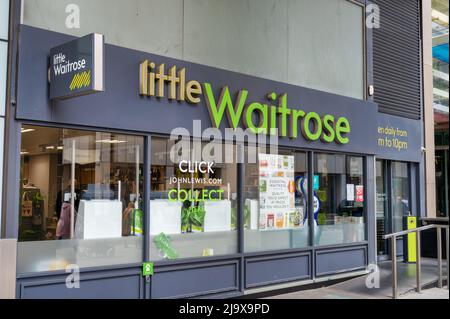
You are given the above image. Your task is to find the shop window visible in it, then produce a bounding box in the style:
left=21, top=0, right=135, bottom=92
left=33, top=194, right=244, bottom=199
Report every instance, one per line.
left=17, top=125, right=144, bottom=274
left=391, top=162, right=410, bottom=232
left=0, top=0, right=8, bottom=41
left=0, top=41, right=7, bottom=117
left=150, top=137, right=237, bottom=260
left=314, top=153, right=365, bottom=246
left=244, top=148, right=309, bottom=252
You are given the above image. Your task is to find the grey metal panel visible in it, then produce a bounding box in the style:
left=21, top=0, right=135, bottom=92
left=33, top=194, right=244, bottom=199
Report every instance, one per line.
left=144, top=135, right=151, bottom=298
left=2, top=117, right=20, bottom=238
left=365, top=0, right=374, bottom=104
left=1, top=0, right=22, bottom=238
left=418, top=158, right=426, bottom=219
left=315, top=245, right=367, bottom=277
left=153, top=253, right=241, bottom=267
left=151, top=260, right=239, bottom=299
left=237, top=144, right=245, bottom=292
left=0, top=239, right=17, bottom=298
left=372, top=0, right=422, bottom=119
left=366, top=156, right=376, bottom=264
left=245, top=252, right=311, bottom=289
left=308, top=151, right=315, bottom=278
left=17, top=267, right=143, bottom=299
left=409, top=163, right=419, bottom=217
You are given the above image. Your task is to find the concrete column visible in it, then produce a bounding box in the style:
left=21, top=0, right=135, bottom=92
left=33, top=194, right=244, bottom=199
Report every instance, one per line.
left=0, top=239, right=17, bottom=299
left=422, top=0, right=437, bottom=218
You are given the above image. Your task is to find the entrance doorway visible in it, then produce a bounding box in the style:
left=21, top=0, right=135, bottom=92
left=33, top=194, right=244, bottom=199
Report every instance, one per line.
left=435, top=148, right=449, bottom=218
left=376, top=160, right=412, bottom=261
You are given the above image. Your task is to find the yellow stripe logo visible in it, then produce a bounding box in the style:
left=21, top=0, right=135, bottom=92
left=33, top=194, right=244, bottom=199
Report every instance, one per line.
left=69, top=70, right=91, bottom=91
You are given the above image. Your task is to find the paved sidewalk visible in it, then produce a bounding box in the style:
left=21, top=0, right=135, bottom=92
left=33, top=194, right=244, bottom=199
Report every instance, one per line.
left=400, top=288, right=448, bottom=299
left=267, top=258, right=448, bottom=299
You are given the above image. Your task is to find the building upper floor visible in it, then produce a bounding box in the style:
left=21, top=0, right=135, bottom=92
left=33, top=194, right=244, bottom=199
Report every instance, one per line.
left=14, top=0, right=425, bottom=122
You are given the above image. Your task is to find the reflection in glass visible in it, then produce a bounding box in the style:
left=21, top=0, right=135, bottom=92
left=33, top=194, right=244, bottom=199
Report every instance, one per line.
left=18, top=125, right=144, bottom=274
left=0, top=0, right=9, bottom=40
left=0, top=41, right=7, bottom=117
left=376, top=160, right=388, bottom=256
left=150, top=138, right=237, bottom=260
left=391, top=162, right=410, bottom=233
left=314, top=154, right=365, bottom=246
left=244, top=149, right=309, bottom=253
left=435, top=150, right=449, bottom=217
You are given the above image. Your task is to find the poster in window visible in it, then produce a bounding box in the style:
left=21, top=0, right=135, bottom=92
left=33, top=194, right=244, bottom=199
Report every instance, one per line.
left=258, top=154, right=302, bottom=230
left=356, top=185, right=364, bottom=203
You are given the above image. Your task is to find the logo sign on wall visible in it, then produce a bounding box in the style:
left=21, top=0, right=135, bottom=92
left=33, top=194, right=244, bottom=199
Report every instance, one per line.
left=49, top=33, right=105, bottom=100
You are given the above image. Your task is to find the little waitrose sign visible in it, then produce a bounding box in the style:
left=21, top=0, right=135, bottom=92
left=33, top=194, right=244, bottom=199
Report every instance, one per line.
left=139, top=60, right=351, bottom=144
left=50, top=33, right=105, bottom=100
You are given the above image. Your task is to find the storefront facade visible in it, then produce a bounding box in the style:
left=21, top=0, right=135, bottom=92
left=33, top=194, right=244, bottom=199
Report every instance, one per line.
left=1, top=0, right=426, bottom=299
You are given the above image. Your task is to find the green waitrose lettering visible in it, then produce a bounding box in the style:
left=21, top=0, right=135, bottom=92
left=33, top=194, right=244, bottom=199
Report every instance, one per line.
left=139, top=61, right=351, bottom=144
left=203, top=83, right=351, bottom=144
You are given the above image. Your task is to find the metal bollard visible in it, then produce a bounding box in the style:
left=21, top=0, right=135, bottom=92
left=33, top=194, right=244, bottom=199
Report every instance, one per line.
left=416, top=230, right=421, bottom=293
left=391, top=236, right=397, bottom=299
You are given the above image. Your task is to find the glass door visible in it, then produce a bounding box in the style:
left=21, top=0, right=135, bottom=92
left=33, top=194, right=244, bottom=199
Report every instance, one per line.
left=391, top=162, right=410, bottom=233
left=375, top=160, right=412, bottom=260
left=376, top=160, right=389, bottom=259
left=436, top=149, right=449, bottom=217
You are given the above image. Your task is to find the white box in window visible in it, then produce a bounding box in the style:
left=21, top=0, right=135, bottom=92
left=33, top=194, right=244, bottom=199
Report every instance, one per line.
left=150, top=200, right=182, bottom=235
left=204, top=200, right=231, bottom=232
left=245, top=199, right=259, bottom=230
left=75, top=200, right=122, bottom=239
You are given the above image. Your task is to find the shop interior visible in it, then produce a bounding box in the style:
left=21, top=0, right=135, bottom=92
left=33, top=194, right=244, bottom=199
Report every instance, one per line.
left=149, top=138, right=238, bottom=260
left=19, top=125, right=144, bottom=242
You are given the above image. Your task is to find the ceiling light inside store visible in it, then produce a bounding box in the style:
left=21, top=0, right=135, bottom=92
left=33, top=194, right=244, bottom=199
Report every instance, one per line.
left=21, top=128, right=35, bottom=133
left=57, top=146, right=64, bottom=150
left=45, top=146, right=55, bottom=150
left=95, top=139, right=126, bottom=144
left=20, top=151, right=29, bottom=155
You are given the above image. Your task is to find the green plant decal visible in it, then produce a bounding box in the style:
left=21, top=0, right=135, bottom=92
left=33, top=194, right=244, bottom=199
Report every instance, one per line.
left=230, top=206, right=250, bottom=229
left=181, top=201, right=205, bottom=233
left=153, top=233, right=178, bottom=260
